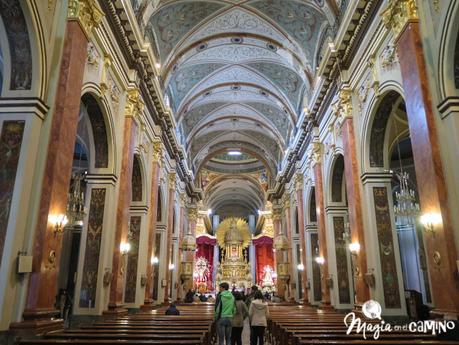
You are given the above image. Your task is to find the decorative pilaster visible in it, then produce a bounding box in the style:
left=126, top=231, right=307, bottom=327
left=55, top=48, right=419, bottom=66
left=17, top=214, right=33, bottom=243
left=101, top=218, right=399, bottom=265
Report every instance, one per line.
left=334, top=88, right=370, bottom=307
left=67, top=0, right=104, bottom=39
left=312, top=142, right=331, bottom=307
left=383, top=0, right=459, bottom=315
left=294, top=173, right=309, bottom=304
left=142, top=139, right=162, bottom=307
left=164, top=172, right=176, bottom=303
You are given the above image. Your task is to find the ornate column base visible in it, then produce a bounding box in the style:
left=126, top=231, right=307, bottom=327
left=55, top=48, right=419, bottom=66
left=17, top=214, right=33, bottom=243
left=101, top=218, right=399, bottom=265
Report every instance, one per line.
left=102, top=303, right=128, bottom=317
left=10, top=309, right=63, bottom=336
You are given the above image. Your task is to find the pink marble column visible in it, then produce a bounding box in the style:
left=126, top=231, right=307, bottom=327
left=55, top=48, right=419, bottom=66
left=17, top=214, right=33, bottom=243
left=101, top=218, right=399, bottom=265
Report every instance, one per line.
left=341, top=118, right=370, bottom=305
left=10, top=21, right=88, bottom=333
left=314, top=163, right=331, bottom=306
left=142, top=150, right=161, bottom=307
left=272, top=208, right=285, bottom=298
left=396, top=21, right=459, bottom=315
left=104, top=116, right=138, bottom=315
left=283, top=199, right=295, bottom=300
left=295, top=180, right=310, bottom=304
left=163, top=174, right=175, bottom=303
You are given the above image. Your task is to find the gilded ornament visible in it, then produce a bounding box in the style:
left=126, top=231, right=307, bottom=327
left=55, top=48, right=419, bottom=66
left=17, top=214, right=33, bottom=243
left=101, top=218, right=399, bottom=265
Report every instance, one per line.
left=295, top=173, right=304, bottom=192
left=124, top=88, right=144, bottom=118
left=68, top=0, right=104, bottom=38
left=168, top=173, right=176, bottom=189
left=216, top=217, right=251, bottom=249
left=152, top=140, right=162, bottom=163
left=382, top=0, right=418, bottom=39
left=188, top=208, right=198, bottom=221
left=100, top=54, right=112, bottom=95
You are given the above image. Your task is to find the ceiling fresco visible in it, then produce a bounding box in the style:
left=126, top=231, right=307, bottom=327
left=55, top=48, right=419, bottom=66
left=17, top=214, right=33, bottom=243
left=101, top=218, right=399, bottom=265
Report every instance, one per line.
left=138, top=0, right=337, bottom=216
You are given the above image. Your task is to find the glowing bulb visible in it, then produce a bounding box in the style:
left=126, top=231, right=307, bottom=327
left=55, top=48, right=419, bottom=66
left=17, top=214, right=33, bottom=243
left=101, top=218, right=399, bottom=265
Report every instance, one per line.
left=151, top=256, right=159, bottom=265
left=315, top=256, right=325, bottom=265
left=155, top=62, right=161, bottom=69
left=228, top=151, right=242, bottom=156
left=348, top=242, right=361, bottom=254
left=169, top=263, right=175, bottom=270
left=120, top=242, right=131, bottom=255
left=207, top=209, right=212, bottom=215
left=420, top=213, right=442, bottom=227
left=297, top=263, right=305, bottom=271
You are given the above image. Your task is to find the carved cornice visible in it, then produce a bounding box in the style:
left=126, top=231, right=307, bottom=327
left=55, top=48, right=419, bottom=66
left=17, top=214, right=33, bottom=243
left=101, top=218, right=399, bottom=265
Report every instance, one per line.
left=68, top=0, right=104, bottom=38
left=125, top=88, right=144, bottom=118
left=382, top=0, right=418, bottom=39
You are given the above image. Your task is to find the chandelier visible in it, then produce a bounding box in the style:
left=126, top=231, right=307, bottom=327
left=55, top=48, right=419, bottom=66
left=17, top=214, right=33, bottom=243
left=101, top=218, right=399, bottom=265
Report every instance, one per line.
left=393, top=171, right=419, bottom=225
left=66, top=171, right=86, bottom=227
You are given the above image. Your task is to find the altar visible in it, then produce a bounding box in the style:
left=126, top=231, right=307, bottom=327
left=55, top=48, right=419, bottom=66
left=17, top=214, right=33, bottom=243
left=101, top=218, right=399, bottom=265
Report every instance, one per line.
left=215, top=218, right=253, bottom=289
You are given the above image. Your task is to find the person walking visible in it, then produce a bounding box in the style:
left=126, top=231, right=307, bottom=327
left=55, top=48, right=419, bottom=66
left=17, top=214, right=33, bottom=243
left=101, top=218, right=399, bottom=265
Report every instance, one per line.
left=231, top=291, right=248, bottom=345
left=215, top=282, right=235, bottom=345
left=249, top=291, right=269, bottom=345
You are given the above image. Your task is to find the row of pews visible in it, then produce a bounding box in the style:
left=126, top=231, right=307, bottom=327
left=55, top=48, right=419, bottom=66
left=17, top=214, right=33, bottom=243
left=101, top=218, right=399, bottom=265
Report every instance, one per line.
left=17, top=303, right=215, bottom=345
left=267, top=304, right=459, bottom=345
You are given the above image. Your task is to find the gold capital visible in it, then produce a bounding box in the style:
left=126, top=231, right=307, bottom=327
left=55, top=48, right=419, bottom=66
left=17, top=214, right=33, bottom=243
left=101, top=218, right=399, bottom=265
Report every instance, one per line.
left=152, top=139, right=162, bottom=163
left=334, top=88, right=353, bottom=124
left=68, top=0, right=104, bottom=38
left=168, top=173, right=176, bottom=189
left=382, top=0, right=418, bottom=39
left=188, top=208, right=198, bottom=221
left=125, top=88, right=145, bottom=118
left=295, top=173, right=304, bottom=192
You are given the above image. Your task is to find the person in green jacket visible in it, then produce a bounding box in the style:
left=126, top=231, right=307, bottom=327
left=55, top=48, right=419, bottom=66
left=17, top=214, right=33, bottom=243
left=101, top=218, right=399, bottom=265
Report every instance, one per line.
left=215, top=282, right=235, bottom=345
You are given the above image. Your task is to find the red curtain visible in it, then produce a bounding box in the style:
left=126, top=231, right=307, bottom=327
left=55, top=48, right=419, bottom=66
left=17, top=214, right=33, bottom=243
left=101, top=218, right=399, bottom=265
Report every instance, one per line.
left=253, top=236, right=274, bottom=285
left=195, top=236, right=216, bottom=291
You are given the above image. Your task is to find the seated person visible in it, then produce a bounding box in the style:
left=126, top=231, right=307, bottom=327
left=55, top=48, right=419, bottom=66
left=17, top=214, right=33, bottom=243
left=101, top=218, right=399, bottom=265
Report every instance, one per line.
left=199, top=294, right=208, bottom=302
left=165, top=302, right=180, bottom=315
left=207, top=295, right=215, bottom=303
left=184, top=289, right=194, bottom=303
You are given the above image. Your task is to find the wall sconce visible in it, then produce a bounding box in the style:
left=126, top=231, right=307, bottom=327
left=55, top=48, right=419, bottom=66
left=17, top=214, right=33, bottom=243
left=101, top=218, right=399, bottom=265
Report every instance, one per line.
left=349, top=242, right=361, bottom=255
left=420, top=213, right=442, bottom=235
left=120, top=242, right=131, bottom=255
left=315, top=256, right=325, bottom=265
left=169, top=263, right=175, bottom=270
left=151, top=256, right=159, bottom=265
left=48, top=214, right=68, bottom=233
left=297, top=263, right=305, bottom=271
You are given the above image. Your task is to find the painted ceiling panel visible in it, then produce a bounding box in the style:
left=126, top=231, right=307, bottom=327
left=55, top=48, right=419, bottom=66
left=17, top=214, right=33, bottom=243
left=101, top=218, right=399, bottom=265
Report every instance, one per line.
left=185, top=8, right=299, bottom=54
left=146, top=1, right=225, bottom=62
left=168, top=63, right=225, bottom=111
left=248, top=0, right=329, bottom=67
left=247, top=61, right=305, bottom=110
left=182, top=102, right=226, bottom=134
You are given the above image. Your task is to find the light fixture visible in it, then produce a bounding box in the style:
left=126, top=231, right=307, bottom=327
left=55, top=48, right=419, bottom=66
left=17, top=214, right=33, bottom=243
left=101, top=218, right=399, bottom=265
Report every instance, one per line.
left=420, top=212, right=442, bottom=234
left=297, top=263, right=305, bottom=271
left=315, top=256, right=325, bottom=265
left=66, top=170, right=86, bottom=227
left=120, top=242, right=131, bottom=255
left=348, top=242, right=361, bottom=255
left=228, top=150, right=241, bottom=156
left=207, top=208, right=212, bottom=215
left=155, top=62, right=161, bottom=69
left=169, top=263, right=175, bottom=270
left=48, top=214, right=68, bottom=233
left=151, top=256, right=159, bottom=265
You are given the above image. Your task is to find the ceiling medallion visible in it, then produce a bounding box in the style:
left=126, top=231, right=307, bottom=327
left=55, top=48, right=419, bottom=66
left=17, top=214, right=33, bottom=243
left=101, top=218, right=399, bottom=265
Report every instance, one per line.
left=266, top=42, right=277, bottom=52
left=197, top=42, right=208, bottom=51
left=231, top=37, right=244, bottom=44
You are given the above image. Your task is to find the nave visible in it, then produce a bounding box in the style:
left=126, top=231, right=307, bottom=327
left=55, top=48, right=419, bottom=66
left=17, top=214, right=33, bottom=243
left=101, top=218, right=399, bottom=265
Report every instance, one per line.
left=15, top=302, right=459, bottom=345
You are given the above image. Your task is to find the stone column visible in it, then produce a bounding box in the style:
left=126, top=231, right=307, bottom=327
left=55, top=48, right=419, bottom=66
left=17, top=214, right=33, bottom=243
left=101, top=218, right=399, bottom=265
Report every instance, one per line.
left=294, top=173, right=309, bottom=304
left=180, top=206, right=197, bottom=292
left=142, top=140, right=162, bottom=308
left=213, top=244, right=220, bottom=289
left=273, top=206, right=288, bottom=299
left=283, top=195, right=295, bottom=300
left=212, top=214, right=220, bottom=234
left=10, top=2, right=103, bottom=333
left=104, top=89, right=143, bottom=316
left=312, top=143, right=331, bottom=306
left=163, top=173, right=176, bottom=303
left=334, top=90, right=371, bottom=306
left=383, top=1, right=459, bottom=315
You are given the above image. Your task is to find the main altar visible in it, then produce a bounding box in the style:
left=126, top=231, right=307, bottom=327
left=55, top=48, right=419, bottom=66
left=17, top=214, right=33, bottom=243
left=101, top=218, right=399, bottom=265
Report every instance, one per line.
left=215, top=218, right=253, bottom=289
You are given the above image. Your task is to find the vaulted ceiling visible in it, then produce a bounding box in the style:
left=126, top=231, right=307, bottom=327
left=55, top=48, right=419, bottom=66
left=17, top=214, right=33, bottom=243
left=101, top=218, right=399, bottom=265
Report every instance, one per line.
left=132, top=0, right=338, bottom=216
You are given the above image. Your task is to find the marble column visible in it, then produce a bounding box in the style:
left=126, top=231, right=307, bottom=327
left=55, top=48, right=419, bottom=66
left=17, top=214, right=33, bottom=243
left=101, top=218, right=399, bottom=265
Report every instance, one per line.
left=313, top=160, right=331, bottom=306
left=104, top=90, right=142, bottom=316
left=213, top=245, right=220, bottom=289
left=248, top=214, right=257, bottom=282
left=142, top=140, right=162, bottom=307
left=383, top=2, right=459, bottom=315
left=163, top=173, right=176, bottom=303
left=294, top=173, right=309, bottom=304
left=212, top=215, right=220, bottom=234
left=283, top=196, right=295, bottom=300
left=339, top=112, right=370, bottom=306
left=11, top=6, right=102, bottom=331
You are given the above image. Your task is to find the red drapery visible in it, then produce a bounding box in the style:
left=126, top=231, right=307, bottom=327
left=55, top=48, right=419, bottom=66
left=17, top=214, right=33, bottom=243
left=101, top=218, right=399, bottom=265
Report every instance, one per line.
left=195, top=236, right=216, bottom=292
left=253, top=236, right=274, bottom=285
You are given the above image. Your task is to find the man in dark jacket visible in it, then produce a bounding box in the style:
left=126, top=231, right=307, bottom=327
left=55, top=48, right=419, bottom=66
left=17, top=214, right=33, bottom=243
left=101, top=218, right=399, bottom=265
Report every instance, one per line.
left=215, top=282, right=235, bottom=345
left=165, top=302, right=180, bottom=315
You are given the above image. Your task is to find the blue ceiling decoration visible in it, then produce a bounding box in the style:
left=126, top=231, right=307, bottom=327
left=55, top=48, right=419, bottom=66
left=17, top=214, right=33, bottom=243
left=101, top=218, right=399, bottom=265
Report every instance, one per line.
left=182, top=102, right=226, bottom=135
left=146, top=1, right=225, bottom=62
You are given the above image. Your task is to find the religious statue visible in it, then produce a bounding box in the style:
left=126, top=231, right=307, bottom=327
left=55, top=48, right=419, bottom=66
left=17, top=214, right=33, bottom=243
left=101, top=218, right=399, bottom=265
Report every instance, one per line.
left=261, top=265, right=275, bottom=288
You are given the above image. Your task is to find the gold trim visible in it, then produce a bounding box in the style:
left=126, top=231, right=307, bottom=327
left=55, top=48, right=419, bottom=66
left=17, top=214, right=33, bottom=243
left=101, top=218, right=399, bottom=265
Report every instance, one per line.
left=125, top=88, right=145, bottom=118
left=68, top=0, right=104, bottom=38
left=382, top=0, right=418, bottom=39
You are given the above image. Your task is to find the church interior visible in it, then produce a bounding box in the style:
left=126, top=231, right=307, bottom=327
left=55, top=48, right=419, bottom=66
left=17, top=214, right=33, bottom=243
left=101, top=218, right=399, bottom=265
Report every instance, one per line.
left=1, top=0, right=459, bottom=344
